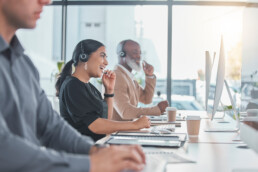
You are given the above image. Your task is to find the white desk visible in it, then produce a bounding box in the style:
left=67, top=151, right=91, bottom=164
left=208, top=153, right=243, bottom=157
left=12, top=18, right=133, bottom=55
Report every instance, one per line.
left=174, top=110, right=241, bottom=144
left=166, top=143, right=258, bottom=172
left=99, top=110, right=258, bottom=172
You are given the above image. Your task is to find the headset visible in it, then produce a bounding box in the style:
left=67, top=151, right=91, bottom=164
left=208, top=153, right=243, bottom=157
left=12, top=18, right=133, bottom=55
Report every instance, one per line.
left=118, top=40, right=128, bottom=58
left=79, top=42, right=89, bottom=62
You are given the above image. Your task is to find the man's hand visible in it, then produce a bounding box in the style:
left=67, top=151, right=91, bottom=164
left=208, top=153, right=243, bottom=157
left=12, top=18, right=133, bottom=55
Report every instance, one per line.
left=90, top=145, right=146, bottom=172
left=157, top=100, right=169, bottom=114
left=142, top=60, right=154, bottom=76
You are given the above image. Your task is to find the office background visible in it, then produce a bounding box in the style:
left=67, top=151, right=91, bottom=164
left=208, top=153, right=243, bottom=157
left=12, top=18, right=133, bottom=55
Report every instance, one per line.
left=16, top=0, right=258, bottom=112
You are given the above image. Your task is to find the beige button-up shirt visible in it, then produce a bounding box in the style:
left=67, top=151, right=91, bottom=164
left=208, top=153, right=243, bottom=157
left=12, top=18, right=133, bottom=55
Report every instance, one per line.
left=112, top=65, right=161, bottom=121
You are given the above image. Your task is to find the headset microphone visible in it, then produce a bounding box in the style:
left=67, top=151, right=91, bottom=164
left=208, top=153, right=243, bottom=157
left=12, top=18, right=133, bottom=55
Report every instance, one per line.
left=119, top=40, right=127, bottom=58
left=79, top=42, right=89, bottom=62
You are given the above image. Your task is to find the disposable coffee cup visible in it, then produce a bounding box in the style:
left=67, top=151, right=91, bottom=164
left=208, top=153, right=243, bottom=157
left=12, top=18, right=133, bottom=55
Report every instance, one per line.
left=186, top=115, right=201, bottom=137
left=247, top=109, right=258, bottom=117
left=166, top=107, right=177, bottom=122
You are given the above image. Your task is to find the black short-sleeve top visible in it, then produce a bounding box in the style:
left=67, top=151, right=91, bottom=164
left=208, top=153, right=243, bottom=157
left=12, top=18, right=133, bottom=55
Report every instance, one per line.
left=59, top=76, right=108, bottom=141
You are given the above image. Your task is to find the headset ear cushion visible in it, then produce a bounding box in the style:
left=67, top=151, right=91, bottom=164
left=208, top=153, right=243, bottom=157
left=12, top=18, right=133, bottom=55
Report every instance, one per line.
left=120, top=51, right=126, bottom=57
left=80, top=53, right=88, bottom=62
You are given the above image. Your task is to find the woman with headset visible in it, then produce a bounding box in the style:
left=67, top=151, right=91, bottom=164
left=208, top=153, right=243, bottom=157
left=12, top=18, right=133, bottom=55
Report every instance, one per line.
left=56, top=39, right=150, bottom=141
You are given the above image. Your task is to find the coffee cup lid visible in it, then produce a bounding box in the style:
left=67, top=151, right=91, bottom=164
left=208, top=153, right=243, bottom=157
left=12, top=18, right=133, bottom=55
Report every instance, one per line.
left=166, top=107, right=177, bottom=111
left=186, top=115, right=201, bottom=120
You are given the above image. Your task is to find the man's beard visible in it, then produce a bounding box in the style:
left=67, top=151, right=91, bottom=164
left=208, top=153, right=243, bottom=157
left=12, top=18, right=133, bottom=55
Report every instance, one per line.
left=126, top=57, right=141, bottom=72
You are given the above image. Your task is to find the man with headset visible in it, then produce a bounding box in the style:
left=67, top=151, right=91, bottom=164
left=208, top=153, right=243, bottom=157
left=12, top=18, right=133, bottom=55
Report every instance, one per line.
left=0, top=0, right=145, bottom=172
left=112, top=39, right=168, bottom=121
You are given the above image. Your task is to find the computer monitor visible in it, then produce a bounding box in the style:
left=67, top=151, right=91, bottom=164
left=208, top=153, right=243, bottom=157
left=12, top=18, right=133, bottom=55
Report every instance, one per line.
left=207, top=37, right=225, bottom=120
left=205, top=36, right=239, bottom=132
left=205, top=51, right=215, bottom=111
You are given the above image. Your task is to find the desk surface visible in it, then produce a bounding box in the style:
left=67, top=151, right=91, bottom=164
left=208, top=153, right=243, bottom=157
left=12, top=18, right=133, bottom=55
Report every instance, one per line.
left=99, top=110, right=258, bottom=172
left=171, top=111, right=258, bottom=171
left=166, top=143, right=258, bottom=172
left=177, top=115, right=241, bottom=144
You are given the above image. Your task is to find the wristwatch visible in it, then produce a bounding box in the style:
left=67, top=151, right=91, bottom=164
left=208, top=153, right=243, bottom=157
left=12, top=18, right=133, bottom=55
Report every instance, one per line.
left=104, top=93, right=114, bottom=98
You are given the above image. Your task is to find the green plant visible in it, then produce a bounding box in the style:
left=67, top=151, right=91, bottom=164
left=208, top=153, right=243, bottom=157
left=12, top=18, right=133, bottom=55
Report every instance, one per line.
left=223, top=105, right=232, bottom=111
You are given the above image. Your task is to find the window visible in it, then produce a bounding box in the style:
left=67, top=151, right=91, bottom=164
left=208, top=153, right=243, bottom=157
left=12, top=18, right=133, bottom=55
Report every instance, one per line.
left=241, top=8, right=258, bottom=110
left=66, top=5, right=168, bottom=93
left=172, top=6, right=243, bottom=110
left=17, top=6, right=62, bottom=98
left=20, top=1, right=258, bottom=111
left=67, top=0, right=166, bottom=1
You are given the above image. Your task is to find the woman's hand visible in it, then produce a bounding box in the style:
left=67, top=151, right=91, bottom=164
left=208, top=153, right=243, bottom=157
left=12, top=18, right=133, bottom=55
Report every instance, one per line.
left=102, top=70, right=116, bottom=93
left=133, top=116, right=151, bottom=130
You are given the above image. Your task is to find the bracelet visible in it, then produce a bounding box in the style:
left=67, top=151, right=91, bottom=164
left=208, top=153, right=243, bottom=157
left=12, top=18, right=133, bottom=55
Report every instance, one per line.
left=104, top=93, right=114, bottom=97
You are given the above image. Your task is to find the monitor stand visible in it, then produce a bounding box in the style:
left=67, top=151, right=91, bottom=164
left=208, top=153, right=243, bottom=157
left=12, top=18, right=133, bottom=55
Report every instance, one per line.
left=215, top=112, right=230, bottom=123
left=213, top=102, right=231, bottom=123
left=204, top=80, right=240, bottom=133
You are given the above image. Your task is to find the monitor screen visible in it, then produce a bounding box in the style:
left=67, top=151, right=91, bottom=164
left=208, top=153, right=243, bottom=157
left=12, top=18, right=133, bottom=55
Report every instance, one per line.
left=207, top=37, right=225, bottom=120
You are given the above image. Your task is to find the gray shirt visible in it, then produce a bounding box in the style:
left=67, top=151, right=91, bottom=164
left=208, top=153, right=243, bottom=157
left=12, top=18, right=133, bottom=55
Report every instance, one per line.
left=0, top=35, right=94, bottom=172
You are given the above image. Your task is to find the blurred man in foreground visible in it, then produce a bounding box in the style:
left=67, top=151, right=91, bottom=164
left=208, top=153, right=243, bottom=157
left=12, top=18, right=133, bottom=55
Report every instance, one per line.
left=0, top=0, right=145, bottom=171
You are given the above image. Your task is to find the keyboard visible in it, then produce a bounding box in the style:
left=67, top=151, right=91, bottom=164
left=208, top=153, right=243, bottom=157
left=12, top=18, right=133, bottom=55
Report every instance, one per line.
left=148, top=114, right=185, bottom=121
left=106, top=135, right=181, bottom=148
left=112, top=132, right=187, bottom=142
left=151, top=121, right=181, bottom=127
left=113, top=135, right=178, bottom=141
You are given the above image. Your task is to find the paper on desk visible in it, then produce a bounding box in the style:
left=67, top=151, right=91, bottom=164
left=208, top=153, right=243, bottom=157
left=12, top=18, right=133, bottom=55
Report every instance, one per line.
left=122, top=149, right=195, bottom=172
left=144, top=149, right=196, bottom=164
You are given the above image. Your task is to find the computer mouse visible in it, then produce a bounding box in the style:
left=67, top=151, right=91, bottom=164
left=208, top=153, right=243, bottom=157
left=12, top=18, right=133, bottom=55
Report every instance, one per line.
left=150, top=130, right=160, bottom=134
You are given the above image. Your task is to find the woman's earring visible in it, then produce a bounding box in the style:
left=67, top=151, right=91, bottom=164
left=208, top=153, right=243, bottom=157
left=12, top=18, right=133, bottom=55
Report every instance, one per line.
left=84, top=63, right=88, bottom=70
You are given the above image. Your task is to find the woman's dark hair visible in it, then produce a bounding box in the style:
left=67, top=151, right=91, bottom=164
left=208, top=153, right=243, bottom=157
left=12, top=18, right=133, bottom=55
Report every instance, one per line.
left=55, top=39, right=104, bottom=96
